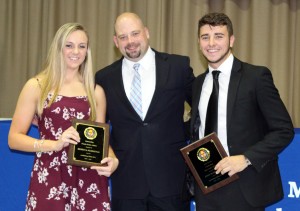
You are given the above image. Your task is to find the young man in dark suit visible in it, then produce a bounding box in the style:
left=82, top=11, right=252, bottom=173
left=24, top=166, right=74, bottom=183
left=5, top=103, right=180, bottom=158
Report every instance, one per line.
left=190, top=12, right=294, bottom=210
left=95, top=12, right=195, bottom=211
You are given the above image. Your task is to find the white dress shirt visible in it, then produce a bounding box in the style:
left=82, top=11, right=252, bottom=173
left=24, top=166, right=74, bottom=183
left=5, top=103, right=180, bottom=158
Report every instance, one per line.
left=122, top=47, right=156, bottom=120
left=198, top=54, right=234, bottom=155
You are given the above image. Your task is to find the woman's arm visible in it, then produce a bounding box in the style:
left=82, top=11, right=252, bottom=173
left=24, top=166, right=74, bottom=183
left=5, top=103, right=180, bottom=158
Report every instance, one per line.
left=8, top=78, right=80, bottom=152
left=91, top=85, right=119, bottom=176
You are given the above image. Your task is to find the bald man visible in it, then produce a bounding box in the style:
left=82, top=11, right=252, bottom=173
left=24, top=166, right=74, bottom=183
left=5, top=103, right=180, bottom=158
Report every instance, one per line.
left=95, top=12, right=195, bottom=211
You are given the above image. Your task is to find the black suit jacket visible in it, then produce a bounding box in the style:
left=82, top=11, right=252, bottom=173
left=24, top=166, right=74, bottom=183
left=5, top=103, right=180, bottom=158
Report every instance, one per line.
left=95, top=50, right=195, bottom=199
left=190, top=57, right=294, bottom=207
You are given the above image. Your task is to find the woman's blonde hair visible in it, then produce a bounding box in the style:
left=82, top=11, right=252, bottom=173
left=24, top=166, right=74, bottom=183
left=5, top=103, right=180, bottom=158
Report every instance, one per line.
left=36, top=23, right=96, bottom=120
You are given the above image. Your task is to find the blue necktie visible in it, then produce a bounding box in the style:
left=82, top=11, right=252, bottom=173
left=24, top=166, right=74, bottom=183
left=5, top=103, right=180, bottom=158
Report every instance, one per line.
left=130, top=63, right=143, bottom=119
left=205, top=70, right=220, bottom=136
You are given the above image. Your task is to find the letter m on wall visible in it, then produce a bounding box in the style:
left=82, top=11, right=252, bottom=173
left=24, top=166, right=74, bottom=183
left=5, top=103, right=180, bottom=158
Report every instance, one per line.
left=288, top=181, right=300, bottom=198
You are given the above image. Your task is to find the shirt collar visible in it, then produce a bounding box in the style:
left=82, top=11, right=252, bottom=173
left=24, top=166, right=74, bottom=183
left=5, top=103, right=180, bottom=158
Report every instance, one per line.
left=208, top=53, right=234, bottom=76
left=123, top=47, right=155, bottom=71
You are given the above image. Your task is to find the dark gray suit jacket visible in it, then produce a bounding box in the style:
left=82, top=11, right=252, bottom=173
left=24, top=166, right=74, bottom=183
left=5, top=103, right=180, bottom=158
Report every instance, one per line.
left=190, top=57, right=294, bottom=207
left=95, top=50, right=195, bottom=199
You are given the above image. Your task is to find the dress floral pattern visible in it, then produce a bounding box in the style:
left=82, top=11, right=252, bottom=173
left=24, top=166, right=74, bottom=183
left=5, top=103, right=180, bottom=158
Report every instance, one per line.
left=26, top=94, right=110, bottom=211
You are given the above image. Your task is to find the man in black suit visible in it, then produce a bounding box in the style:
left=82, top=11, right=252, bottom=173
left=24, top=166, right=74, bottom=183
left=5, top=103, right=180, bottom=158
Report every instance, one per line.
left=95, top=12, right=195, bottom=211
left=190, top=13, right=294, bottom=210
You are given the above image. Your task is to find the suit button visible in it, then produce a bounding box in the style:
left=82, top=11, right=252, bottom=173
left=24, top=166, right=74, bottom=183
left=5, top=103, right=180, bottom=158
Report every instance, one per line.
left=143, top=123, right=148, bottom=126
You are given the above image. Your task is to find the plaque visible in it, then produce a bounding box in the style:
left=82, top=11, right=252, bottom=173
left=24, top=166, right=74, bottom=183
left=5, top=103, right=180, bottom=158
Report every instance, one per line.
left=67, top=119, right=109, bottom=167
left=180, top=132, right=239, bottom=194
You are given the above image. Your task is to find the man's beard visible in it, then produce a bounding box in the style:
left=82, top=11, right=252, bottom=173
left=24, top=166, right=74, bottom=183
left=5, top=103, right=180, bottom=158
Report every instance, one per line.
left=126, top=50, right=141, bottom=59
left=125, top=43, right=141, bottom=59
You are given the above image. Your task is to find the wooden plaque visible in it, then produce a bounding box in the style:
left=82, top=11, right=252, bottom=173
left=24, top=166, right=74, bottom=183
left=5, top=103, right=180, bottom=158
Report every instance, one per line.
left=180, top=132, right=239, bottom=194
left=67, top=119, right=109, bottom=167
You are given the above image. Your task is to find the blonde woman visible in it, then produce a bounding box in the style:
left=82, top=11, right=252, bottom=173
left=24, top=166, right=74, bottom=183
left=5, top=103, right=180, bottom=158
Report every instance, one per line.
left=9, top=23, right=118, bottom=210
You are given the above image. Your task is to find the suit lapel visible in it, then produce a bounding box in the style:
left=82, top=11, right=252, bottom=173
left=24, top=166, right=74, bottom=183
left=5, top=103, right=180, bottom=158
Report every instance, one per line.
left=144, top=52, right=170, bottom=120
left=192, top=72, right=206, bottom=117
left=191, top=70, right=207, bottom=140
left=227, top=58, right=242, bottom=128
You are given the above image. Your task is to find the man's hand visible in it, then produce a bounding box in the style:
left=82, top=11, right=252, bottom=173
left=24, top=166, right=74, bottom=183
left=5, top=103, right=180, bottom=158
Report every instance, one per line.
left=214, top=155, right=249, bottom=176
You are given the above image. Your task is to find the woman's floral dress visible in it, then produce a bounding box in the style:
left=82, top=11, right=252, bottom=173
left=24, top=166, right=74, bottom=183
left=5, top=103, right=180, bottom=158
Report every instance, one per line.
left=25, top=94, right=110, bottom=211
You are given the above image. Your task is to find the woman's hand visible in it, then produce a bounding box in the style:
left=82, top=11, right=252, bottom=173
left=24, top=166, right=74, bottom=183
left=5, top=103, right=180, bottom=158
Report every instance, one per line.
left=55, top=126, right=80, bottom=151
left=91, top=156, right=119, bottom=177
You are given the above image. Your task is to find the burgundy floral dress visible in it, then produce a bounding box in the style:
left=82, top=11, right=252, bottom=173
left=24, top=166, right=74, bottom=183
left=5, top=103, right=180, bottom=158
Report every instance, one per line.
left=25, top=94, right=110, bottom=211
